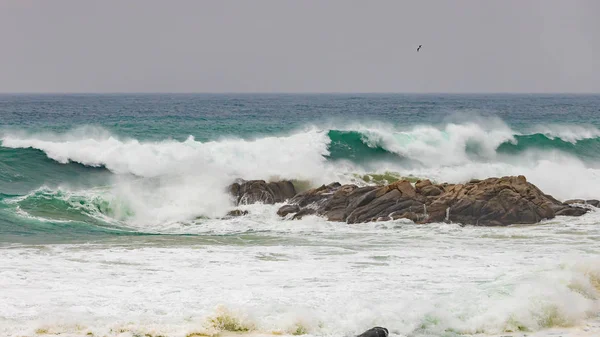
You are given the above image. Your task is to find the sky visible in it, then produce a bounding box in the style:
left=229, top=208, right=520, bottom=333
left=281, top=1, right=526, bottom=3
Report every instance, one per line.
left=0, top=0, right=598, bottom=93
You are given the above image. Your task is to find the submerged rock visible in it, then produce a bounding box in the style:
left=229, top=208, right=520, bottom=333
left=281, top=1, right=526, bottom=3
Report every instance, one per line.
left=229, top=179, right=296, bottom=205
left=274, top=176, right=591, bottom=226
left=225, top=209, right=249, bottom=217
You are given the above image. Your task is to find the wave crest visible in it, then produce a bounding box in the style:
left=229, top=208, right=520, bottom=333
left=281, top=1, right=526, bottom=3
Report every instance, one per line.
left=3, top=121, right=600, bottom=225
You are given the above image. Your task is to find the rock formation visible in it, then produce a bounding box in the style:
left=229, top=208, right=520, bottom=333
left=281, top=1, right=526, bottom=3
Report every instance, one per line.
left=229, top=179, right=297, bottom=205
left=271, top=176, right=591, bottom=226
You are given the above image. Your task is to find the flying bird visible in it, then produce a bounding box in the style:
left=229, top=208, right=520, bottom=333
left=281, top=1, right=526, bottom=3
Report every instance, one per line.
left=417, top=45, right=422, bottom=52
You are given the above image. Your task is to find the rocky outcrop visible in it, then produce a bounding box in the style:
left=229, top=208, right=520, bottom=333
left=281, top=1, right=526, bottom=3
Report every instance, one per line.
left=275, top=176, right=591, bottom=226
left=229, top=179, right=296, bottom=205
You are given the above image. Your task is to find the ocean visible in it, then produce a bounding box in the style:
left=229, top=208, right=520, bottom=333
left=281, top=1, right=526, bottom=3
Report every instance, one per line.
left=1, top=93, right=600, bottom=337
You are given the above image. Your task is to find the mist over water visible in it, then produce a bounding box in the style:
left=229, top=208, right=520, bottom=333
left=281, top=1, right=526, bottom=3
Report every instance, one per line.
left=1, top=94, right=600, bottom=337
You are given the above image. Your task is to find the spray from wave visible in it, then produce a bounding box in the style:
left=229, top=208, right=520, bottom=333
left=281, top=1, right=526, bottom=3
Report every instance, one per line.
left=2, top=119, right=600, bottom=228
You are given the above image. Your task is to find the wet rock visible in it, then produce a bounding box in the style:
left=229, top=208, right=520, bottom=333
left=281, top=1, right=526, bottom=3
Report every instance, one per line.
left=587, top=199, right=600, bottom=207
left=292, top=208, right=316, bottom=220
left=277, top=204, right=300, bottom=217
left=425, top=175, right=575, bottom=226
left=420, top=184, right=443, bottom=197
left=275, top=176, right=591, bottom=226
left=556, top=207, right=589, bottom=217
left=229, top=180, right=296, bottom=205
left=288, top=182, right=343, bottom=207
left=267, top=181, right=296, bottom=202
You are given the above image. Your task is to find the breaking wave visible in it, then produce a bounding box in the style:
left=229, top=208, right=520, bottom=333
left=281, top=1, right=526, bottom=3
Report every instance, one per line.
left=2, top=121, right=600, bottom=227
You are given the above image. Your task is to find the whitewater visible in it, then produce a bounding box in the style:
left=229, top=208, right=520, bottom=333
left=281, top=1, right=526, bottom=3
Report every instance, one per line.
left=1, top=94, right=600, bottom=337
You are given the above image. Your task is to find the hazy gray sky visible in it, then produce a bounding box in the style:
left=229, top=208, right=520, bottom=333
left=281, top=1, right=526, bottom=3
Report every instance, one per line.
left=0, top=0, right=598, bottom=93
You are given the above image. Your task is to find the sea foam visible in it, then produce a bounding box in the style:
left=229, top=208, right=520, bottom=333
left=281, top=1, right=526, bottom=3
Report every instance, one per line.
left=3, top=121, right=600, bottom=226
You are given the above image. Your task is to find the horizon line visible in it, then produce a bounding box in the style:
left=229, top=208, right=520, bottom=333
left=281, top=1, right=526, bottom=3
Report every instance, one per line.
left=1, top=91, right=599, bottom=95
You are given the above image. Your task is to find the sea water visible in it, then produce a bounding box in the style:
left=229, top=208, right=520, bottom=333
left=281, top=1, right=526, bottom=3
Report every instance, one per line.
left=1, top=94, right=600, bottom=337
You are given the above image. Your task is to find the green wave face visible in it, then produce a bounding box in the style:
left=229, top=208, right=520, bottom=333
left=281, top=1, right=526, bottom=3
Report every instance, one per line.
left=0, top=196, right=132, bottom=244
left=497, top=133, right=600, bottom=159
left=0, top=185, right=142, bottom=243
left=326, top=130, right=401, bottom=163
left=326, top=129, right=600, bottom=163
left=0, top=146, right=112, bottom=195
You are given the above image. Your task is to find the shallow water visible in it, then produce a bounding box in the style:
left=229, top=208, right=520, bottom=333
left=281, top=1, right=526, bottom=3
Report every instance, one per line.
left=2, top=205, right=600, bottom=337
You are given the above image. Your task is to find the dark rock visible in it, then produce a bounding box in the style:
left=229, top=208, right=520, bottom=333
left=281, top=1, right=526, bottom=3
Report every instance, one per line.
left=288, top=183, right=341, bottom=207
left=292, top=208, right=316, bottom=220
left=267, top=181, right=297, bottom=202
left=556, top=207, right=589, bottom=216
left=346, top=187, right=379, bottom=211
left=347, top=198, right=397, bottom=224
left=229, top=180, right=296, bottom=205
left=420, top=185, right=443, bottom=197
left=356, top=327, right=388, bottom=337
left=424, top=176, right=563, bottom=226
left=277, top=204, right=300, bottom=217
left=229, top=183, right=240, bottom=198
left=275, top=175, right=592, bottom=226
left=586, top=199, right=600, bottom=207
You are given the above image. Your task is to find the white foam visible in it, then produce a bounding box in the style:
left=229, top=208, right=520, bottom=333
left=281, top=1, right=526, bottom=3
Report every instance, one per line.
left=0, top=126, right=334, bottom=181
left=325, top=120, right=600, bottom=201
left=528, top=124, right=600, bottom=143
left=351, top=121, right=515, bottom=166
left=341, top=122, right=600, bottom=200
left=0, top=127, right=343, bottom=226
left=3, top=121, right=600, bottom=226
left=2, top=214, right=600, bottom=337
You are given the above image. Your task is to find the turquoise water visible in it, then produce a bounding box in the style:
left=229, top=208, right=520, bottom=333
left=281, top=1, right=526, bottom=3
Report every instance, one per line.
left=2, top=94, right=600, bottom=242
left=3, top=94, right=599, bottom=140
left=2, top=94, right=600, bottom=337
